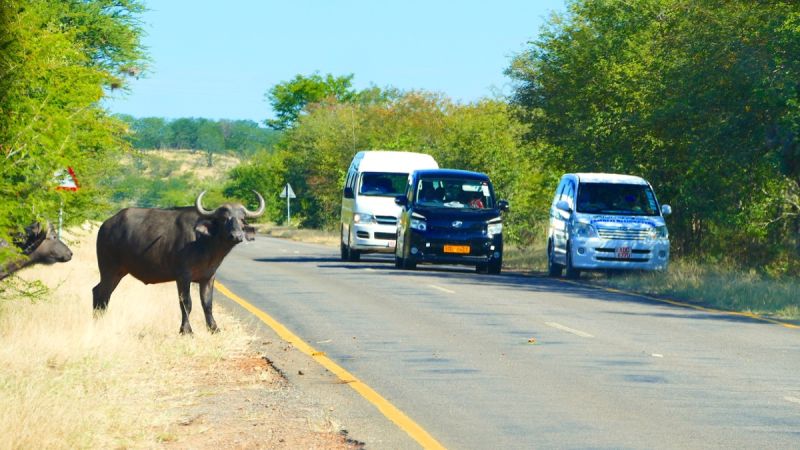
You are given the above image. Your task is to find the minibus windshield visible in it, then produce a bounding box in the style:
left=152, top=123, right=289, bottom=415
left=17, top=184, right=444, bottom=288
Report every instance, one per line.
left=359, top=172, right=408, bottom=197
left=576, top=182, right=659, bottom=216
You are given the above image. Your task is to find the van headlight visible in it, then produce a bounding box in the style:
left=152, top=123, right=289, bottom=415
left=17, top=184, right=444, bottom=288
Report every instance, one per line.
left=410, top=213, right=427, bottom=231
left=354, top=213, right=377, bottom=224
left=487, top=221, right=503, bottom=237
left=648, top=225, right=668, bottom=240
left=573, top=221, right=598, bottom=238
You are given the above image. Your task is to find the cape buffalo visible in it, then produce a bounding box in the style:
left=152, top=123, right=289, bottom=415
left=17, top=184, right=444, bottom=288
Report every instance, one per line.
left=92, top=191, right=265, bottom=334
left=0, top=222, right=73, bottom=280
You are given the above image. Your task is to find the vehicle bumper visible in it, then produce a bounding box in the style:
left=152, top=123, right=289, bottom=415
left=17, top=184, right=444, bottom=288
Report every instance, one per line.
left=352, top=223, right=397, bottom=253
left=406, top=230, right=503, bottom=266
left=569, top=238, right=669, bottom=271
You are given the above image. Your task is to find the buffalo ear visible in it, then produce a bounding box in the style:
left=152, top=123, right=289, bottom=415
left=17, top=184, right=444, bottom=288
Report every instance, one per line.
left=194, top=220, right=214, bottom=238
left=244, top=225, right=256, bottom=241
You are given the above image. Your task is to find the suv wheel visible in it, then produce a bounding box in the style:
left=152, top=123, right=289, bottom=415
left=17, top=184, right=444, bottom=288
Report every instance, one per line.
left=565, top=243, right=580, bottom=279
left=488, top=258, right=502, bottom=275
left=547, top=241, right=563, bottom=277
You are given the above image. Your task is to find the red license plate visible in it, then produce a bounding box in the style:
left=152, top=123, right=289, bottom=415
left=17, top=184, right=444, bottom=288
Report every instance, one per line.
left=616, top=247, right=631, bottom=259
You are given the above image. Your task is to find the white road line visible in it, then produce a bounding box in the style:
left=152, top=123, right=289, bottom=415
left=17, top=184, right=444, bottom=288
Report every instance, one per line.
left=785, top=396, right=800, bottom=405
left=651, top=353, right=664, bottom=358
left=429, top=284, right=456, bottom=294
left=545, top=322, right=594, bottom=338
left=364, top=268, right=375, bottom=272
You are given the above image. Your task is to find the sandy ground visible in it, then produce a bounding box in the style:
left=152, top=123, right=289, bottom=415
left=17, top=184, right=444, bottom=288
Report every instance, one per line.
left=3, top=224, right=363, bottom=449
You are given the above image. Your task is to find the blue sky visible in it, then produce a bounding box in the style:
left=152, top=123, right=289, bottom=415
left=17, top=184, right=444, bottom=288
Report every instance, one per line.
left=104, top=0, right=566, bottom=123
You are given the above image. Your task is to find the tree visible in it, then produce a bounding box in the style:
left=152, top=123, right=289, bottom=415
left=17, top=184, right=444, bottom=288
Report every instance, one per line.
left=265, top=73, right=356, bottom=130
left=196, top=119, right=224, bottom=167
left=0, top=0, right=145, bottom=267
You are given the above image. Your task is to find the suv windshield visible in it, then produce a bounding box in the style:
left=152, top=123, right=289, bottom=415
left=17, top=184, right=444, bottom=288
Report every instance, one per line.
left=416, top=177, right=494, bottom=209
left=576, top=182, right=659, bottom=215
left=359, top=172, right=408, bottom=197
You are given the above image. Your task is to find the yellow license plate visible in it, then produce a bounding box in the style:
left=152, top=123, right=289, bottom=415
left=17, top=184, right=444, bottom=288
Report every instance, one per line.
left=443, top=245, right=470, bottom=254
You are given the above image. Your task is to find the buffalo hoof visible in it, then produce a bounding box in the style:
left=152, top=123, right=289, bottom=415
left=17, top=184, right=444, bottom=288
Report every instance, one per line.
left=179, top=325, right=193, bottom=335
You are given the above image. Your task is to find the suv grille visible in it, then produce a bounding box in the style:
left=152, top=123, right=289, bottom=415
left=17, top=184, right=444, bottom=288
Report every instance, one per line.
left=596, top=227, right=650, bottom=240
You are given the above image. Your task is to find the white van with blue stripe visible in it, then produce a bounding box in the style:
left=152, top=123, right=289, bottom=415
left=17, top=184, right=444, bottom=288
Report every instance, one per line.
left=547, top=173, right=672, bottom=278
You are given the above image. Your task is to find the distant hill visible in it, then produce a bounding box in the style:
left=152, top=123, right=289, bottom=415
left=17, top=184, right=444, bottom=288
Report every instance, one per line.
left=103, top=149, right=242, bottom=209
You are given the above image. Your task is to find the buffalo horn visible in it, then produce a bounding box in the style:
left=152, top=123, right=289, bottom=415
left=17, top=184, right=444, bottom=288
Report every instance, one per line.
left=244, top=190, right=266, bottom=218
left=195, top=191, right=216, bottom=217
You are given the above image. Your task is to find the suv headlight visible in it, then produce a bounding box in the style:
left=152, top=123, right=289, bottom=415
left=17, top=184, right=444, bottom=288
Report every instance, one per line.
left=573, top=221, right=598, bottom=238
left=648, top=225, right=668, bottom=240
left=487, top=221, right=503, bottom=237
left=354, top=213, right=377, bottom=224
left=410, top=213, right=427, bottom=231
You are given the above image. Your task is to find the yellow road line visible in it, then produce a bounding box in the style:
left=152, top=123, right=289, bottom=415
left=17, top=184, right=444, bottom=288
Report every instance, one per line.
left=554, top=278, right=800, bottom=330
left=215, top=281, right=446, bottom=450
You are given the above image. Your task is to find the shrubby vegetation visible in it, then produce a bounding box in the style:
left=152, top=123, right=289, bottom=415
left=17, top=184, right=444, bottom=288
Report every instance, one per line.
left=226, top=83, right=551, bottom=245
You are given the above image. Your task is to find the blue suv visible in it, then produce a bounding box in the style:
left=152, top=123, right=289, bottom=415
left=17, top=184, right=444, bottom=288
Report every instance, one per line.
left=394, top=169, right=509, bottom=274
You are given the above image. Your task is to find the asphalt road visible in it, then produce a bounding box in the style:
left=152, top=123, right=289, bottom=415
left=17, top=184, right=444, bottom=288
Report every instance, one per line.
left=217, top=236, right=800, bottom=449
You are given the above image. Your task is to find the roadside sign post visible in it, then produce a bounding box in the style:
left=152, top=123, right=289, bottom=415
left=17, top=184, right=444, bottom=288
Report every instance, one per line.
left=279, top=183, right=296, bottom=226
left=54, top=167, right=80, bottom=239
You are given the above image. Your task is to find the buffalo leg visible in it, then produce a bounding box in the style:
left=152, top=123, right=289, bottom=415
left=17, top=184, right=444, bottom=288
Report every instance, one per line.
left=92, top=269, right=125, bottom=316
left=199, top=276, right=219, bottom=333
left=177, top=278, right=193, bottom=335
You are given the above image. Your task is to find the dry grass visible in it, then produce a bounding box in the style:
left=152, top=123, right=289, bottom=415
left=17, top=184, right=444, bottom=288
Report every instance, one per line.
left=589, top=259, right=800, bottom=321
left=0, top=225, right=359, bottom=449
left=149, top=149, right=241, bottom=182
left=0, top=224, right=256, bottom=448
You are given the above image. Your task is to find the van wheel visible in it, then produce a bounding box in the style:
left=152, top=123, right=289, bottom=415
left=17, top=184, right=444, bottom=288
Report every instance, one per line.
left=395, top=256, right=403, bottom=269
left=340, top=232, right=348, bottom=261
left=547, top=242, right=563, bottom=277
left=403, top=258, right=417, bottom=270
left=345, top=232, right=360, bottom=262
left=565, top=244, right=580, bottom=279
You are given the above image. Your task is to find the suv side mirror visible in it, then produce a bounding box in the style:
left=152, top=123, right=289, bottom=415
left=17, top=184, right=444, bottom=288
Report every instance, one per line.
left=661, top=204, right=672, bottom=216
left=394, top=195, right=408, bottom=207
left=344, top=187, right=354, bottom=199
left=497, top=200, right=510, bottom=212
left=556, top=200, right=571, bottom=213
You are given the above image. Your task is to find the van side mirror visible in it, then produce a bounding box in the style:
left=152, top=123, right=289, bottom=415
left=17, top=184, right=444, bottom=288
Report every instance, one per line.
left=497, top=200, right=510, bottom=212
left=344, top=187, right=354, bottom=199
left=661, top=204, right=672, bottom=216
left=556, top=200, right=571, bottom=213
left=394, top=195, right=407, bottom=207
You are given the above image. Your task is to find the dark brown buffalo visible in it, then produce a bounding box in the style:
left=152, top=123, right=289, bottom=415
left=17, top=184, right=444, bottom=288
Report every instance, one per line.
left=0, top=222, right=73, bottom=280
left=92, top=191, right=265, bottom=334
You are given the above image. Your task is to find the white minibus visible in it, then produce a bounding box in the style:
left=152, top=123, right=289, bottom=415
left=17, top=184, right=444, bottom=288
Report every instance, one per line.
left=341, top=151, right=438, bottom=261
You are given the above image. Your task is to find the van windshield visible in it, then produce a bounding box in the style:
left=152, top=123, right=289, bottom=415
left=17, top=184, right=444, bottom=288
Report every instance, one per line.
left=576, top=183, right=659, bottom=216
left=359, top=172, right=408, bottom=197
left=416, top=177, right=494, bottom=209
